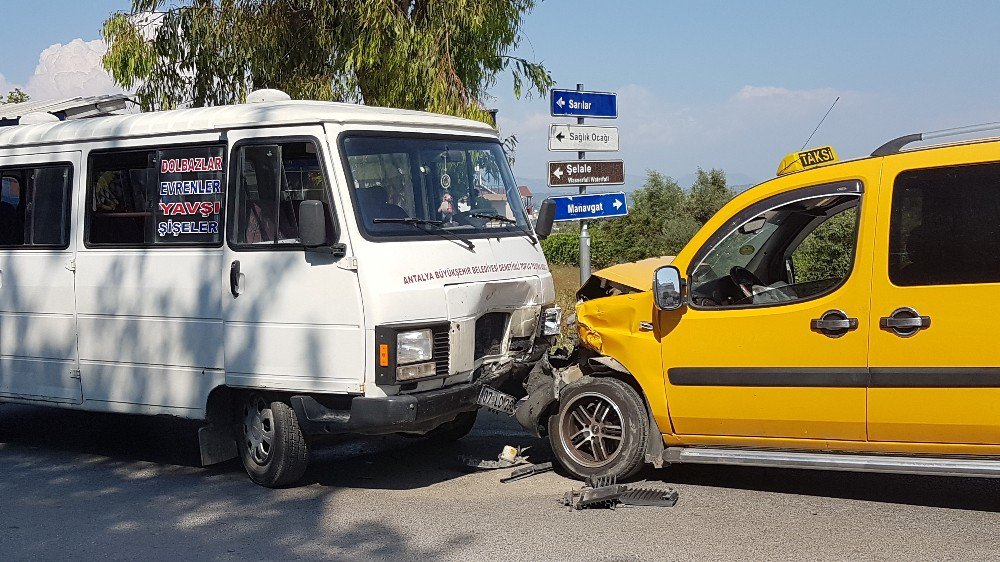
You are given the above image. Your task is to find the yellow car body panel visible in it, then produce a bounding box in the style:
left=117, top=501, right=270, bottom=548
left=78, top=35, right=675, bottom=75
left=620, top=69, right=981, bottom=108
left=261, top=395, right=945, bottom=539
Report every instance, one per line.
left=587, top=256, right=675, bottom=292
left=578, top=137, right=1000, bottom=456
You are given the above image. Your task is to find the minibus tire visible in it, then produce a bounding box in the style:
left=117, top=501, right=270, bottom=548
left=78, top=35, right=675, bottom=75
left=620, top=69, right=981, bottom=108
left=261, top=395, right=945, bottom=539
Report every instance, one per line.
left=548, top=377, right=647, bottom=481
left=423, top=410, right=478, bottom=442
left=240, top=394, right=310, bottom=488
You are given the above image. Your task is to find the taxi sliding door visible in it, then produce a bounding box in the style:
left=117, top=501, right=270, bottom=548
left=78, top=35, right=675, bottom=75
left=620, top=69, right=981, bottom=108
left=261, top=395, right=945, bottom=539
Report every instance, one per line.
left=869, top=144, right=1000, bottom=445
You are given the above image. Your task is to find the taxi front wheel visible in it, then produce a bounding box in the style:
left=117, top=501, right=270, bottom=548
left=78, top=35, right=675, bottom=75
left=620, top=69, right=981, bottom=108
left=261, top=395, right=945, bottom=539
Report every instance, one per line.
left=548, top=377, right=648, bottom=481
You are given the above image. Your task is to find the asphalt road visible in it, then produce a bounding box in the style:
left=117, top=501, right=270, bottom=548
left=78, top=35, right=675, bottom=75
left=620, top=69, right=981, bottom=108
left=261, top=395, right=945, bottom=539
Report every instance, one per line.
left=2, top=403, right=1000, bottom=561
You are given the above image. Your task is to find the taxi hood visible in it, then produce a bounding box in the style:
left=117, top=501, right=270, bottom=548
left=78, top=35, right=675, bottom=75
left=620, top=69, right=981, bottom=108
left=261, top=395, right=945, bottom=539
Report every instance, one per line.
left=577, top=255, right=675, bottom=301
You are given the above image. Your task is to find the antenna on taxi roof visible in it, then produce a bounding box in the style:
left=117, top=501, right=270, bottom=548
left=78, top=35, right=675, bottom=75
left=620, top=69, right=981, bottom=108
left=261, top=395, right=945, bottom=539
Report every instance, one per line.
left=800, top=96, right=840, bottom=150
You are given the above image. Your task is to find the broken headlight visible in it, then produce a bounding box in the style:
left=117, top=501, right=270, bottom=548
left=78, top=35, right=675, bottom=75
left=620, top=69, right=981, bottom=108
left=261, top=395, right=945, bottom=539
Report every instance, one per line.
left=542, top=306, right=562, bottom=337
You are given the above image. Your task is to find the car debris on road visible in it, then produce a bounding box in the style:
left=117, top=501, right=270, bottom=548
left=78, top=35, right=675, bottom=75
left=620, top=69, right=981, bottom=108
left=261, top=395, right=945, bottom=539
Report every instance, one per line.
left=561, top=475, right=679, bottom=510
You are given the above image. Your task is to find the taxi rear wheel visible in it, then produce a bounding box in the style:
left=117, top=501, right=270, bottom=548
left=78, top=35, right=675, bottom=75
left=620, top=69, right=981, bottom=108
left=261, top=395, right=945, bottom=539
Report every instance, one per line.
left=548, top=377, right=648, bottom=481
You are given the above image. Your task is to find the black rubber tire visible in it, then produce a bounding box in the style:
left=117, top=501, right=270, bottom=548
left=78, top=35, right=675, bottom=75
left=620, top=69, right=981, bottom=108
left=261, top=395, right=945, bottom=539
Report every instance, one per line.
left=239, top=394, right=310, bottom=488
left=548, top=376, right=648, bottom=481
left=423, top=410, right=479, bottom=443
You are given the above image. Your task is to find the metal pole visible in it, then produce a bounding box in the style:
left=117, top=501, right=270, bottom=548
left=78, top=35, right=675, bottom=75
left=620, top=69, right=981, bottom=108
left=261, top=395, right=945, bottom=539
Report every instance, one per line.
left=577, top=83, right=591, bottom=285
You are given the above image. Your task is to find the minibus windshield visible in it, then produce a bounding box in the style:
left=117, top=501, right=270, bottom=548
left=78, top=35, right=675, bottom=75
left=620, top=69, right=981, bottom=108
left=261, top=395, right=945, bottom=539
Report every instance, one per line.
left=343, top=136, right=530, bottom=239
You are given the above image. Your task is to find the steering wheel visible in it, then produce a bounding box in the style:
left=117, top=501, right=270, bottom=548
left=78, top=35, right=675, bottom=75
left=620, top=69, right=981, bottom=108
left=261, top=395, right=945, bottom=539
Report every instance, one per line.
left=729, top=266, right=764, bottom=298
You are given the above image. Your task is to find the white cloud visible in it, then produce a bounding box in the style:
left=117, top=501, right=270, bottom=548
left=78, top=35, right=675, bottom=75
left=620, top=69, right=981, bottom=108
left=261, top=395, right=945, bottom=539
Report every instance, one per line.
left=25, top=39, right=124, bottom=100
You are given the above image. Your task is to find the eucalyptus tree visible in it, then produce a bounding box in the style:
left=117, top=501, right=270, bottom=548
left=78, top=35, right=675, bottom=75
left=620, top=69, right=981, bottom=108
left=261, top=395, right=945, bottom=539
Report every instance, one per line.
left=102, top=0, right=552, bottom=122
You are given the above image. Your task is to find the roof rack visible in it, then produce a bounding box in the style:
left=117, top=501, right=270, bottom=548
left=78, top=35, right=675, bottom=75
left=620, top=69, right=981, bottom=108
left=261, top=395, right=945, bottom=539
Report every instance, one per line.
left=0, top=94, right=130, bottom=127
left=871, top=121, right=1000, bottom=156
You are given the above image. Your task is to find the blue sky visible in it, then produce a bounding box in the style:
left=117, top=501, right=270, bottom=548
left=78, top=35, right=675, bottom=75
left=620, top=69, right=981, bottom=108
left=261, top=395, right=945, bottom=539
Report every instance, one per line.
left=4, top=1, right=1000, bottom=189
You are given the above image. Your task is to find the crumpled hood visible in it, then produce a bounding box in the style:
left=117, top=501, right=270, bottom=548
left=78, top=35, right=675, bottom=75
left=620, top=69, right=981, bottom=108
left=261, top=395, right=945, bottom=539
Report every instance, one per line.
left=578, top=255, right=675, bottom=299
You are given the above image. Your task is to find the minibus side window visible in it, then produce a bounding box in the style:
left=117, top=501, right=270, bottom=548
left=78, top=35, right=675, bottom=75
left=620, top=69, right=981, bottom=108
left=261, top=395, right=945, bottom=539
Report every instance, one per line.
left=86, top=145, right=225, bottom=246
left=0, top=165, right=72, bottom=248
left=229, top=141, right=334, bottom=246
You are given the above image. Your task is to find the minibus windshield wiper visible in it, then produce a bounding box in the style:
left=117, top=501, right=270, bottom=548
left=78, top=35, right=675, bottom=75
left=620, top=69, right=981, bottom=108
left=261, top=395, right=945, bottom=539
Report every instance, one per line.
left=468, top=213, right=537, bottom=245
left=373, top=217, right=444, bottom=227
left=372, top=216, right=475, bottom=250
left=467, top=212, right=516, bottom=224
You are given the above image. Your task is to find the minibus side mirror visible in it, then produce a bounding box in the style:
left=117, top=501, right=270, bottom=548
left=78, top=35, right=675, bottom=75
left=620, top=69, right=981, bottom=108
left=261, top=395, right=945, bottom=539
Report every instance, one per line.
left=299, top=200, right=344, bottom=256
left=535, top=198, right=555, bottom=239
left=653, top=265, right=685, bottom=311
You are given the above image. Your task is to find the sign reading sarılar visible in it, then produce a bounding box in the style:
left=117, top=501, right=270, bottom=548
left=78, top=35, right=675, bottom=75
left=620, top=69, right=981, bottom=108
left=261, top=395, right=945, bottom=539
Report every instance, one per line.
left=155, top=146, right=225, bottom=243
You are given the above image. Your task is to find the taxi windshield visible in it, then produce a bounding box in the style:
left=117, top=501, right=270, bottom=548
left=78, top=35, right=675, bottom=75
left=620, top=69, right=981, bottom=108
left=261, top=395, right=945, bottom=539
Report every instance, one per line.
left=343, top=135, right=529, bottom=239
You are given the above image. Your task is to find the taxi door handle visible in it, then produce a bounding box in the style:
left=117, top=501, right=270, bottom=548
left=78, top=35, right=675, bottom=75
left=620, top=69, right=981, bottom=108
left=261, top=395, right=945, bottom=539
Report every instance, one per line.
left=880, top=307, right=930, bottom=337
left=811, top=309, right=858, bottom=337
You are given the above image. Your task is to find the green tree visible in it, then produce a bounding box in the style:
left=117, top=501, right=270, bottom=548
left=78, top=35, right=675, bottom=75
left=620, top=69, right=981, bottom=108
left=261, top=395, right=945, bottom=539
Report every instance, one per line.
left=2, top=88, right=29, bottom=104
left=791, top=207, right=858, bottom=282
left=590, top=170, right=698, bottom=268
left=685, top=167, right=734, bottom=224
left=102, top=0, right=553, bottom=121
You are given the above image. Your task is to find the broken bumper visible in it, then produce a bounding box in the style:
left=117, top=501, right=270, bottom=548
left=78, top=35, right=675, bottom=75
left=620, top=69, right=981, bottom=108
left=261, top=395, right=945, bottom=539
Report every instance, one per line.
left=291, top=382, right=481, bottom=437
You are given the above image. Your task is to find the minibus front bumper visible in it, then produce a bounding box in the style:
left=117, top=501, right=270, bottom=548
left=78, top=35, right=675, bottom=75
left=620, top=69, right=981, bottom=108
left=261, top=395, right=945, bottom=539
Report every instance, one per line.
left=290, top=382, right=482, bottom=437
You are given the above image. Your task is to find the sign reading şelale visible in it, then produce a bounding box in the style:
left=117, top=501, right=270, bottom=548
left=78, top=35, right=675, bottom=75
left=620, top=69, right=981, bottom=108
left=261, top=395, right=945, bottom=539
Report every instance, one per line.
left=547, top=160, right=625, bottom=187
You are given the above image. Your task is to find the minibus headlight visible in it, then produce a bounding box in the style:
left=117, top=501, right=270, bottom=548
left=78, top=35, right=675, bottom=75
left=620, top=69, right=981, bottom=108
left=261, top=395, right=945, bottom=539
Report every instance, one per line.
left=542, top=306, right=562, bottom=337
left=396, top=329, right=433, bottom=364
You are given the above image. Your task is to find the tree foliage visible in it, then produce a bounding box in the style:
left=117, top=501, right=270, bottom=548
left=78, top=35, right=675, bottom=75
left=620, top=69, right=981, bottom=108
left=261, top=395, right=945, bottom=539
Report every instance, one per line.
left=102, top=0, right=553, bottom=121
left=542, top=169, right=736, bottom=268
left=791, top=207, right=857, bottom=282
left=2, top=88, right=29, bottom=104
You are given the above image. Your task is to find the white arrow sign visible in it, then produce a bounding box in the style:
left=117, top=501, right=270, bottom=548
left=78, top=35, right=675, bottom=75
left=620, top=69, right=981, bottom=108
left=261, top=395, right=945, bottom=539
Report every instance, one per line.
left=548, top=124, right=620, bottom=152
left=552, top=167, right=564, bottom=179
left=613, top=198, right=622, bottom=210
left=556, top=97, right=565, bottom=108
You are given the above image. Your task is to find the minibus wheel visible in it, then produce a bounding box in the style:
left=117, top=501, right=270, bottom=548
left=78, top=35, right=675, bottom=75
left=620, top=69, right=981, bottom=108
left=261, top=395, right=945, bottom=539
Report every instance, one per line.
left=548, top=377, right=648, bottom=481
left=423, top=410, right=478, bottom=442
left=240, top=393, right=310, bottom=487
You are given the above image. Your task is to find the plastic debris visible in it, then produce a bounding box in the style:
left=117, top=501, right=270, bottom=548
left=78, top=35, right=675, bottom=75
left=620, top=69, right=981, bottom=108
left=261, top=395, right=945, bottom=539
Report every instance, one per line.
left=561, top=476, right=679, bottom=510
left=500, top=462, right=554, bottom=483
left=459, top=445, right=530, bottom=471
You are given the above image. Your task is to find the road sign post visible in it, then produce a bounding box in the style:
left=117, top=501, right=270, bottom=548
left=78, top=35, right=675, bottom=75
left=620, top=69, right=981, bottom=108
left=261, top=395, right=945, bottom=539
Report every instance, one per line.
left=547, top=84, right=621, bottom=285
left=549, top=192, right=630, bottom=221
left=548, top=124, right=620, bottom=152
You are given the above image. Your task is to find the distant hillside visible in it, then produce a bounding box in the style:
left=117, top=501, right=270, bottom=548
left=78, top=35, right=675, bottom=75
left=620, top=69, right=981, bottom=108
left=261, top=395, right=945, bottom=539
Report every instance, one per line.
left=515, top=170, right=760, bottom=198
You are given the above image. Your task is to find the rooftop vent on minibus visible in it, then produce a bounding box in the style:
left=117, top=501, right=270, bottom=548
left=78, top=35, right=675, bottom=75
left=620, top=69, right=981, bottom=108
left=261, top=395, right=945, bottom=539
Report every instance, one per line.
left=246, top=89, right=292, bottom=103
left=18, top=112, right=61, bottom=125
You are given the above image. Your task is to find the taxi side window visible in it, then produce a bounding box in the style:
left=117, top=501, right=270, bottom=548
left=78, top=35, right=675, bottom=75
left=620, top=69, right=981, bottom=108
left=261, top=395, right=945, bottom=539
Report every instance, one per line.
left=890, top=162, right=1000, bottom=286
left=690, top=186, right=861, bottom=308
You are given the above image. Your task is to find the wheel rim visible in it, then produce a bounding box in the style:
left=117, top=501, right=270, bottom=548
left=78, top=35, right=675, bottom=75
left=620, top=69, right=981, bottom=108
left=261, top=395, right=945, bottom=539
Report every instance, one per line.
left=558, top=392, right=625, bottom=468
left=243, top=396, right=274, bottom=466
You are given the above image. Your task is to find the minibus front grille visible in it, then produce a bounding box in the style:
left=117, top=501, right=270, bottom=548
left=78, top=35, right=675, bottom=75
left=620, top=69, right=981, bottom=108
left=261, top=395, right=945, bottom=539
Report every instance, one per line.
left=475, top=312, right=509, bottom=360
left=433, top=327, right=450, bottom=376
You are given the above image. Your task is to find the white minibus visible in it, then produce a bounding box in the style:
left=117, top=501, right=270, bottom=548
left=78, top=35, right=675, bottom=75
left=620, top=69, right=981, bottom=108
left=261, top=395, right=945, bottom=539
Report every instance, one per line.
left=0, top=93, right=558, bottom=486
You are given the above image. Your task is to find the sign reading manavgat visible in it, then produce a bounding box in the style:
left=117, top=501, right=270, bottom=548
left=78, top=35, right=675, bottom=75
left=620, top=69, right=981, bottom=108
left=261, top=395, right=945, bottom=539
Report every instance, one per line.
left=548, top=124, right=620, bottom=152
left=549, top=88, right=618, bottom=119
left=547, top=160, right=625, bottom=187
left=551, top=192, right=629, bottom=221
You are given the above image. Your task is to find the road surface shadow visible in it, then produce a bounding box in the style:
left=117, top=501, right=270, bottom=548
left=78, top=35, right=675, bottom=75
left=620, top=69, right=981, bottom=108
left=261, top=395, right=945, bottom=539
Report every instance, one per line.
left=4, top=403, right=1000, bottom=512
left=643, top=461, right=1000, bottom=512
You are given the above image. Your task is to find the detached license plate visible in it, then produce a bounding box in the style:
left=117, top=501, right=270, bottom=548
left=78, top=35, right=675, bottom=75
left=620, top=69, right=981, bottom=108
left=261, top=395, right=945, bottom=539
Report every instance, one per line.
left=477, top=386, right=518, bottom=416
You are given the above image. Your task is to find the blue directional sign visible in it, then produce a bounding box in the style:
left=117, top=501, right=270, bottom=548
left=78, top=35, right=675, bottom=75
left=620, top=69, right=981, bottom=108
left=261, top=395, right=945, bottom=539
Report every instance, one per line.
left=550, top=192, right=629, bottom=222
left=550, top=89, right=618, bottom=118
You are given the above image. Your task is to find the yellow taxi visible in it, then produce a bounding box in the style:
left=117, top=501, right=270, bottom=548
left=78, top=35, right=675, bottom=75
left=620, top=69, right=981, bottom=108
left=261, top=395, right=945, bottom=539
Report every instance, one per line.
left=527, top=127, right=1000, bottom=480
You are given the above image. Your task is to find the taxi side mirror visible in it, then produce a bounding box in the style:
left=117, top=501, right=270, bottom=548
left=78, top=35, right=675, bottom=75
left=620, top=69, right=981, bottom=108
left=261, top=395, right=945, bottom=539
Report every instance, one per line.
left=653, top=266, right=685, bottom=311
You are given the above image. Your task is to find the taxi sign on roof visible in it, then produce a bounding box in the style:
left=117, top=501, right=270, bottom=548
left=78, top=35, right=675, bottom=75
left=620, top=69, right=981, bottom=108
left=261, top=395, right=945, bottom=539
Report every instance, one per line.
left=777, top=146, right=839, bottom=176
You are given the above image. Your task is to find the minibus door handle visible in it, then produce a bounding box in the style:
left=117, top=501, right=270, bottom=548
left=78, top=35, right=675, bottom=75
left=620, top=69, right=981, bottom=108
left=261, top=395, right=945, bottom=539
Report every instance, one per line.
left=230, top=260, right=242, bottom=298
